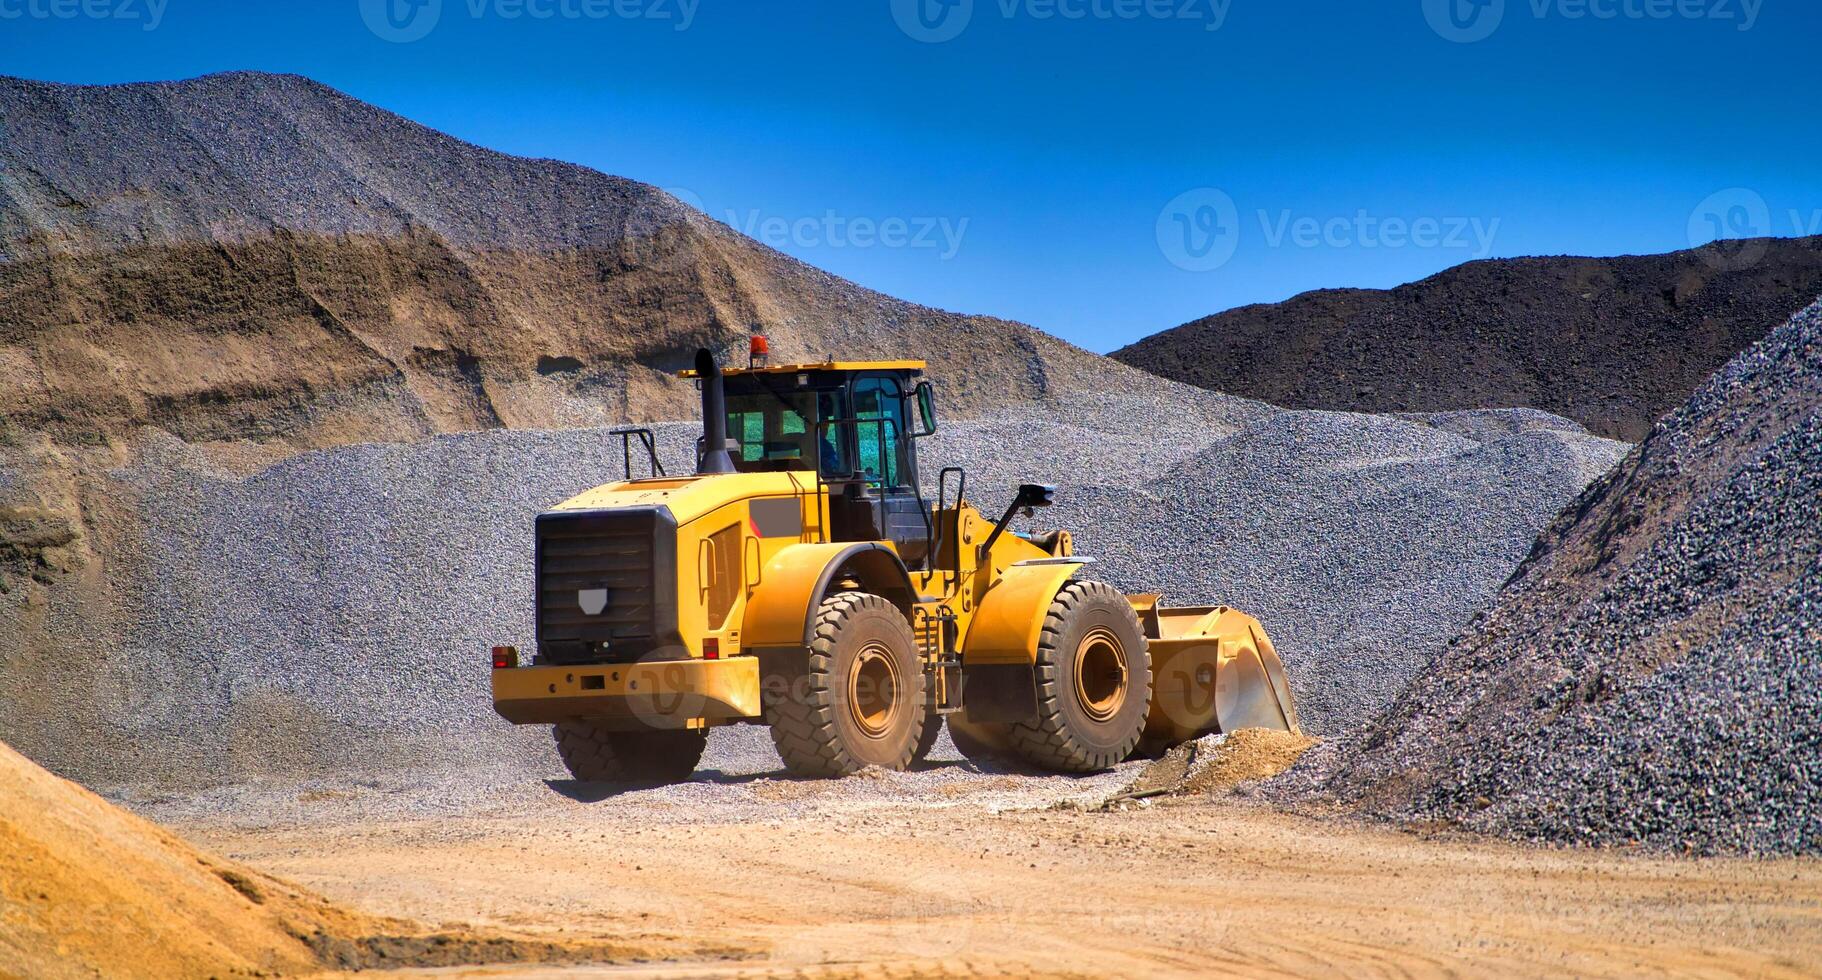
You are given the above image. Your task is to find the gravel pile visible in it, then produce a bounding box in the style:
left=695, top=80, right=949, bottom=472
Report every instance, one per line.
left=938, top=403, right=1628, bottom=734
left=0, top=387, right=1626, bottom=791
left=0, top=71, right=1173, bottom=444
left=1280, top=300, right=1822, bottom=856
left=1113, top=238, right=1822, bottom=441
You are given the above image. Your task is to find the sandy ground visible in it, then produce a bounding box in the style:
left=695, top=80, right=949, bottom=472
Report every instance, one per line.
left=169, top=760, right=1822, bottom=980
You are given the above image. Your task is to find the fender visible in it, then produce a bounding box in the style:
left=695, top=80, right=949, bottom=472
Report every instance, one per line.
left=960, top=560, right=1086, bottom=666
left=957, top=560, right=1087, bottom=724
left=741, top=542, right=918, bottom=649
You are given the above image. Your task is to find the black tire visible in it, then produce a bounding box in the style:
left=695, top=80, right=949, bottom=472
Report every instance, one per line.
left=764, top=591, right=928, bottom=777
left=1007, top=580, right=1151, bottom=773
left=552, top=721, right=706, bottom=785
left=912, top=707, right=944, bottom=765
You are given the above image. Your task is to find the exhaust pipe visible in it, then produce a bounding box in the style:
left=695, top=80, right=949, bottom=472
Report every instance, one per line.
left=695, top=348, right=737, bottom=475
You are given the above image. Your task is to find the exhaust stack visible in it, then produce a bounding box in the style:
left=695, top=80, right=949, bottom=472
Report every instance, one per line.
left=695, top=348, right=737, bottom=475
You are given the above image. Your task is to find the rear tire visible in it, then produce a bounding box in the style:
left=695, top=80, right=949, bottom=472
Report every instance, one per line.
left=1007, top=580, right=1150, bottom=773
left=552, top=722, right=706, bottom=785
left=764, top=592, right=928, bottom=777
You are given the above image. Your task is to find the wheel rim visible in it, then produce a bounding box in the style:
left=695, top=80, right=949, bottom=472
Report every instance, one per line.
left=1073, top=627, right=1128, bottom=723
left=848, top=641, right=902, bottom=739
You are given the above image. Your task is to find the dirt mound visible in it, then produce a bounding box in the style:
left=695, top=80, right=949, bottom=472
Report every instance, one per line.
left=1118, top=729, right=1316, bottom=802
left=0, top=738, right=645, bottom=978
left=1112, top=238, right=1822, bottom=441
left=1282, top=300, right=1822, bottom=855
left=0, top=71, right=1148, bottom=455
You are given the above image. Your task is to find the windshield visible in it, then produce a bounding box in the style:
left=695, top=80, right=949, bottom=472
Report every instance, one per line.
left=725, top=384, right=849, bottom=475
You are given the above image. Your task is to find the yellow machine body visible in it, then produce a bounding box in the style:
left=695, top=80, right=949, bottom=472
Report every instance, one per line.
left=490, top=357, right=1301, bottom=753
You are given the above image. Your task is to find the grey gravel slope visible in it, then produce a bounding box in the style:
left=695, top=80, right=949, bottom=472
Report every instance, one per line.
left=0, top=391, right=1627, bottom=790
left=1280, top=300, right=1822, bottom=856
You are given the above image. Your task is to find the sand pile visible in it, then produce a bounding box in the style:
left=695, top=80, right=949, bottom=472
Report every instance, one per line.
left=0, top=738, right=637, bottom=978
left=1282, top=300, right=1822, bottom=855
left=1118, top=730, right=1316, bottom=802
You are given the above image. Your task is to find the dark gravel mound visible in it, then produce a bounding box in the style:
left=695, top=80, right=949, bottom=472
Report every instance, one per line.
left=1112, top=239, right=1822, bottom=441
left=1284, top=300, right=1822, bottom=855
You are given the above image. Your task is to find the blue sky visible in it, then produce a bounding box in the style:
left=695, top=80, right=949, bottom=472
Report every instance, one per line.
left=6, top=0, right=1820, bottom=352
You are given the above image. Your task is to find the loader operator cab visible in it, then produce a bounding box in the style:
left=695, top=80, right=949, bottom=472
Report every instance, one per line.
left=706, top=358, right=939, bottom=568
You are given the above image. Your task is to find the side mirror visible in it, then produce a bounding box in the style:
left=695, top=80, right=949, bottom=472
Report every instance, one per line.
left=978, top=483, right=1059, bottom=560
left=912, top=381, right=938, bottom=437
left=1016, top=483, right=1056, bottom=508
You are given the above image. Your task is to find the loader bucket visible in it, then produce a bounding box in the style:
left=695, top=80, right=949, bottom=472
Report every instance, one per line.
left=1130, top=596, right=1302, bottom=750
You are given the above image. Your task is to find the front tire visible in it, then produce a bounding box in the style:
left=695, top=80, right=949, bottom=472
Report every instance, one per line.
left=1007, top=580, right=1150, bottom=773
left=912, top=707, right=944, bottom=765
left=552, top=721, right=707, bottom=785
left=764, top=591, right=929, bottom=777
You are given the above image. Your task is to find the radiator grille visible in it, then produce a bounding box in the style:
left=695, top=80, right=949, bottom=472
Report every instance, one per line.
left=535, top=507, right=679, bottom=665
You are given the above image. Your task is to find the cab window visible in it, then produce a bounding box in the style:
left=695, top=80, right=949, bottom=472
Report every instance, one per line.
left=725, top=384, right=848, bottom=476
left=852, top=376, right=911, bottom=489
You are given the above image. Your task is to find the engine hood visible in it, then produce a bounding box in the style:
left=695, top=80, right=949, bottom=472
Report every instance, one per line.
left=550, top=471, right=816, bottom=528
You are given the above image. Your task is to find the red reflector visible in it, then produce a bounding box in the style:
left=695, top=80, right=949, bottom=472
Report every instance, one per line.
left=702, top=638, right=720, bottom=660
left=491, top=646, right=518, bottom=670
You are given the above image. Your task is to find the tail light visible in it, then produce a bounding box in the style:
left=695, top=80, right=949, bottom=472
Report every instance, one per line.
left=491, top=646, right=519, bottom=670
left=702, top=638, right=720, bottom=660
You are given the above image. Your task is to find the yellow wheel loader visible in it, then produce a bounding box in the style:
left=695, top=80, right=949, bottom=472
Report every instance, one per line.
left=490, top=346, right=1299, bottom=783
